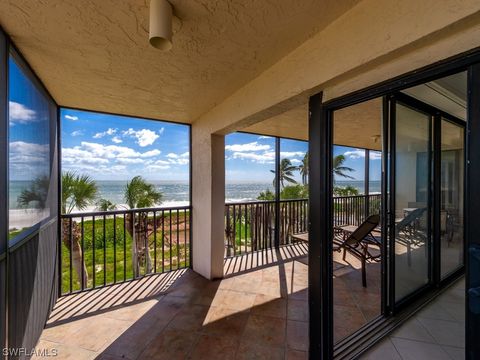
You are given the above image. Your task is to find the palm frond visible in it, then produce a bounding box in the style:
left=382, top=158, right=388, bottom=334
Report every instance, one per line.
left=61, top=171, right=98, bottom=214
left=124, top=176, right=163, bottom=209
left=18, top=175, right=49, bottom=209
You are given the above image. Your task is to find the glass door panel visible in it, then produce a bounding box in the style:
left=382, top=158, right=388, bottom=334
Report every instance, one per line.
left=394, top=104, right=431, bottom=303
left=440, top=119, right=465, bottom=278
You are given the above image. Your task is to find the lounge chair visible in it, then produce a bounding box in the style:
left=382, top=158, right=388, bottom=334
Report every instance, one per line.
left=395, top=207, right=427, bottom=266
left=333, top=214, right=381, bottom=287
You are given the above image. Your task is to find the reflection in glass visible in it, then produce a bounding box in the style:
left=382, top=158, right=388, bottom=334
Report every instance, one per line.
left=440, top=119, right=464, bottom=278
left=394, top=104, right=431, bottom=302
left=332, top=97, right=383, bottom=343
left=8, top=55, right=51, bottom=240
left=369, top=150, right=382, bottom=195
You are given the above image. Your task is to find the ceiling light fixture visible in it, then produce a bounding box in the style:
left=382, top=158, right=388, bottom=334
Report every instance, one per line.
left=371, top=134, right=380, bottom=143
left=149, top=0, right=173, bottom=51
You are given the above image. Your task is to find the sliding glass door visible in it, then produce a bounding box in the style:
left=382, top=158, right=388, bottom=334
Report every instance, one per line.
left=440, top=119, right=465, bottom=279
left=391, top=101, right=432, bottom=304
left=386, top=93, right=465, bottom=309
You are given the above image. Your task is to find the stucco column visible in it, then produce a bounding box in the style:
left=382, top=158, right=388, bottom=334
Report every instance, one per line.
left=191, top=125, right=225, bottom=279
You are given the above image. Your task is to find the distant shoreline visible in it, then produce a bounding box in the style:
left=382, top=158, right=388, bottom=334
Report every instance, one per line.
left=9, top=180, right=381, bottom=229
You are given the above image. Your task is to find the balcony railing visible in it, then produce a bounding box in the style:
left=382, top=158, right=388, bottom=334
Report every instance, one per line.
left=333, top=194, right=382, bottom=227
left=225, top=194, right=381, bottom=257
left=60, top=206, right=191, bottom=295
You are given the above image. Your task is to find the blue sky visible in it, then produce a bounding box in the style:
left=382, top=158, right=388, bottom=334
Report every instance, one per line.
left=225, top=133, right=308, bottom=183
left=9, top=56, right=50, bottom=181
left=225, top=133, right=381, bottom=183
left=60, top=116, right=380, bottom=183
left=61, top=109, right=190, bottom=181
left=333, top=146, right=382, bottom=182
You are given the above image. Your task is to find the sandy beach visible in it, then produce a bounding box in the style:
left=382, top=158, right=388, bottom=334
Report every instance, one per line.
left=9, top=200, right=191, bottom=230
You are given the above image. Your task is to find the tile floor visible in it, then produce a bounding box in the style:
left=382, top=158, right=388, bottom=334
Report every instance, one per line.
left=34, top=243, right=382, bottom=359
left=361, top=277, right=465, bottom=360
left=35, top=243, right=463, bottom=360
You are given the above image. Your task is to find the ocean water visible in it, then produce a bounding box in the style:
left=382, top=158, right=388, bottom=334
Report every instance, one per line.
left=335, top=180, right=381, bottom=194
left=9, top=180, right=381, bottom=210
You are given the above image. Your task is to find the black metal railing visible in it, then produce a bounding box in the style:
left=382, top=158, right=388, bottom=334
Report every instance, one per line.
left=60, top=206, right=191, bottom=295
left=225, top=199, right=308, bottom=256
left=333, top=194, right=381, bottom=226
left=224, top=194, right=381, bottom=257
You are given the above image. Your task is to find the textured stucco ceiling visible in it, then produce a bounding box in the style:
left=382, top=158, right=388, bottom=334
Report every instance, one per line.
left=242, top=98, right=382, bottom=151
left=243, top=103, right=308, bottom=140
left=0, top=0, right=359, bottom=123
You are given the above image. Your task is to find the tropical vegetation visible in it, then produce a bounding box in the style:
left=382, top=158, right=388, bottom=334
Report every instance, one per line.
left=17, top=175, right=50, bottom=209
left=61, top=171, right=98, bottom=286
left=123, top=176, right=163, bottom=276
left=258, top=152, right=357, bottom=200
left=270, top=158, right=298, bottom=187
left=96, top=198, right=117, bottom=211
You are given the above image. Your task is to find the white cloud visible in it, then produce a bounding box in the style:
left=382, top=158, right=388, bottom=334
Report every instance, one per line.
left=9, top=101, right=37, bottom=125
left=61, top=142, right=162, bottom=171
left=166, top=152, right=189, bottom=159
left=226, top=148, right=305, bottom=165
left=280, top=151, right=305, bottom=158
left=122, top=128, right=162, bottom=147
left=111, top=136, right=122, bottom=144
left=225, top=142, right=271, bottom=152
left=71, top=130, right=84, bottom=137
left=116, top=158, right=144, bottom=164
left=61, top=141, right=164, bottom=174
left=231, top=151, right=275, bottom=164
left=165, top=152, right=189, bottom=165
left=141, top=149, right=161, bottom=157
left=370, top=151, right=382, bottom=160
left=10, top=141, right=49, bottom=162
left=64, top=115, right=78, bottom=121
left=93, top=128, right=117, bottom=139
left=78, top=142, right=160, bottom=158
left=258, top=136, right=272, bottom=140
left=344, top=149, right=366, bottom=159
left=9, top=141, right=49, bottom=175
left=343, top=149, right=381, bottom=160
left=62, top=147, right=110, bottom=165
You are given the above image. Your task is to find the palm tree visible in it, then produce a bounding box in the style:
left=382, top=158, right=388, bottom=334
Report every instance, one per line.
left=333, top=154, right=355, bottom=179
left=124, top=176, right=162, bottom=209
left=124, top=176, right=163, bottom=276
left=298, top=153, right=309, bottom=185
left=271, top=158, right=298, bottom=188
left=96, top=198, right=116, bottom=211
left=61, top=171, right=98, bottom=287
left=297, top=152, right=355, bottom=181
left=17, top=175, right=50, bottom=209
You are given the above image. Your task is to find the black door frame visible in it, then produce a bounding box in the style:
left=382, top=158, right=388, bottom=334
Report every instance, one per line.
left=309, top=47, right=480, bottom=359
left=385, top=94, right=435, bottom=313
left=385, top=92, right=466, bottom=313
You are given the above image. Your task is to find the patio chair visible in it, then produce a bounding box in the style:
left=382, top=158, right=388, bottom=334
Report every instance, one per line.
left=333, top=214, right=381, bottom=287
left=395, top=207, right=427, bottom=266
